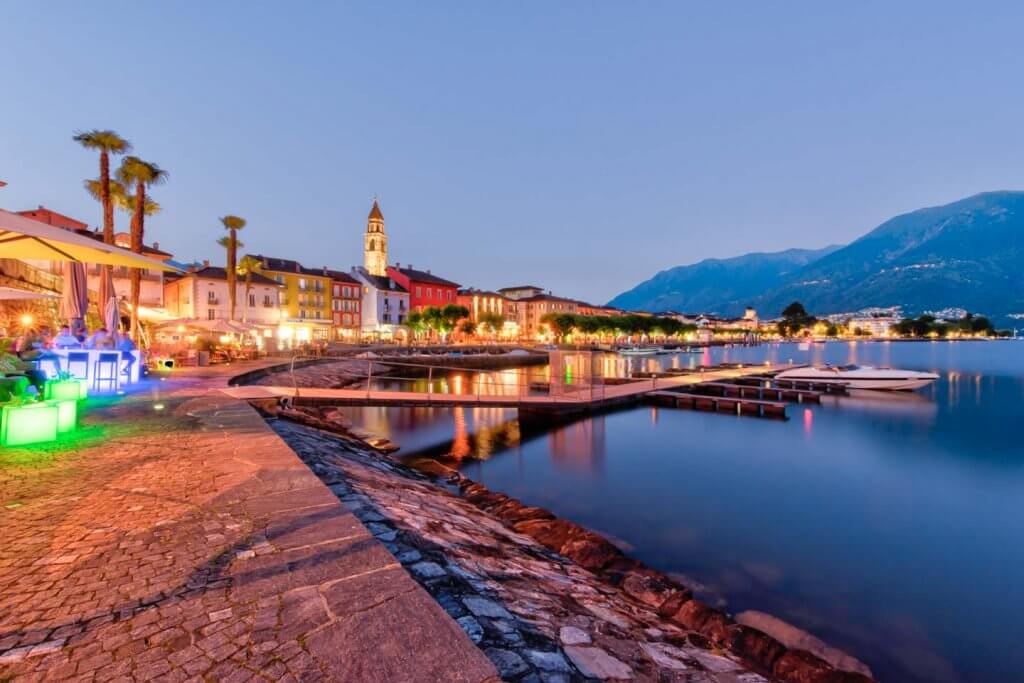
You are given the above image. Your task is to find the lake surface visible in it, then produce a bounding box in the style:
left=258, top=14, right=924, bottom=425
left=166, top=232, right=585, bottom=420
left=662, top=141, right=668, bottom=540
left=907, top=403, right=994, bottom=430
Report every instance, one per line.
left=336, top=341, right=1024, bottom=683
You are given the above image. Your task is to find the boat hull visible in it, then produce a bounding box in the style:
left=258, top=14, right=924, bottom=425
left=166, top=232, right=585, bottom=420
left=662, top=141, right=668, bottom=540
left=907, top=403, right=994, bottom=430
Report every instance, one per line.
left=775, top=369, right=939, bottom=391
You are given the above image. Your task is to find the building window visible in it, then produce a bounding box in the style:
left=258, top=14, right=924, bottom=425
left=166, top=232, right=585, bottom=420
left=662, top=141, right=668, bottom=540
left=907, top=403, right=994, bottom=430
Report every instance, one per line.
left=263, top=295, right=272, bottom=306
left=299, top=278, right=307, bottom=290
left=208, top=309, right=216, bottom=320
left=207, top=291, right=217, bottom=303
left=426, top=287, right=432, bottom=298
left=248, top=294, right=255, bottom=307
left=415, top=286, right=422, bottom=298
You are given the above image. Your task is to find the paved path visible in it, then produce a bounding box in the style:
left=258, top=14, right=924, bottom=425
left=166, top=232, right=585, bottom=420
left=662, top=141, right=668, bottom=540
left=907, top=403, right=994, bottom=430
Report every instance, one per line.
left=223, top=364, right=793, bottom=408
left=0, top=364, right=497, bottom=682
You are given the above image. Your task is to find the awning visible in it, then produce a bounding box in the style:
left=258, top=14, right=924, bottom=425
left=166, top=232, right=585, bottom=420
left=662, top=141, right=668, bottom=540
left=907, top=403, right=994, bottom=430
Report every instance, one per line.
left=0, top=209, right=179, bottom=272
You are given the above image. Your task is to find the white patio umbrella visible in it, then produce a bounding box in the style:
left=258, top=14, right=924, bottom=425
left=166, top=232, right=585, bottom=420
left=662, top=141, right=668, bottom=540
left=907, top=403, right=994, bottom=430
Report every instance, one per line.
left=0, top=209, right=178, bottom=271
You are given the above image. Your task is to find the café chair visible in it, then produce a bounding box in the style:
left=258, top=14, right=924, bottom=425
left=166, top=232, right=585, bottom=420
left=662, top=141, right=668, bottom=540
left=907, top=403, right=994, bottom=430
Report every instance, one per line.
left=66, top=351, right=90, bottom=381
left=92, top=352, right=121, bottom=393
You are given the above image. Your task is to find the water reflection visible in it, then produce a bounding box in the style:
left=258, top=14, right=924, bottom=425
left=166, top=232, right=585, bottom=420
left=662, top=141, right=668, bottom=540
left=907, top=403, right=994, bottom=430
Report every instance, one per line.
left=334, top=341, right=1024, bottom=683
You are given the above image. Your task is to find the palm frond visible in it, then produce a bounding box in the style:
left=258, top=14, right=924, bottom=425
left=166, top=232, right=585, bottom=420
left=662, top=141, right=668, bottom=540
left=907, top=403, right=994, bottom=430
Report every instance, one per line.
left=116, top=156, right=169, bottom=186
left=219, top=215, right=247, bottom=231
left=217, top=236, right=244, bottom=249
left=73, top=129, right=132, bottom=154
left=83, top=177, right=127, bottom=202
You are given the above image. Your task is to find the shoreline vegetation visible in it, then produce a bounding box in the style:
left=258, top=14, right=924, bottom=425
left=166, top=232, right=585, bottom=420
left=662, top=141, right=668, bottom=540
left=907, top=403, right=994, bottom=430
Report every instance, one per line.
left=264, top=402, right=875, bottom=683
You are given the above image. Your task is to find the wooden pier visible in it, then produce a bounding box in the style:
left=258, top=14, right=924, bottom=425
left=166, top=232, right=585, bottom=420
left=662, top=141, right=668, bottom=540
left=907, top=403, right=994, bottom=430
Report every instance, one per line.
left=649, top=390, right=788, bottom=419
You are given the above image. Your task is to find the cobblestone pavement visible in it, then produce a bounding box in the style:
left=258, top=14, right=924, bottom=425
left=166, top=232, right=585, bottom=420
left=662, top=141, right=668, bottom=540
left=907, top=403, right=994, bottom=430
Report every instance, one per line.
left=0, top=365, right=497, bottom=682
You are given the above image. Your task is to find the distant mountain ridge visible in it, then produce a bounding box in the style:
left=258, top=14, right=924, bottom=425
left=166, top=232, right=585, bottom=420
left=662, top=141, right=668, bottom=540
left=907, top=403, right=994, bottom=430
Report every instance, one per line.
left=608, top=246, right=840, bottom=316
left=609, top=191, right=1024, bottom=325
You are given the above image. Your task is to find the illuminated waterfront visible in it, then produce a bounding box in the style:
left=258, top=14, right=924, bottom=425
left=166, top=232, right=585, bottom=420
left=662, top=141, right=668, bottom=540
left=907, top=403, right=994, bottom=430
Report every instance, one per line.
left=336, top=341, right=1024, bottom=683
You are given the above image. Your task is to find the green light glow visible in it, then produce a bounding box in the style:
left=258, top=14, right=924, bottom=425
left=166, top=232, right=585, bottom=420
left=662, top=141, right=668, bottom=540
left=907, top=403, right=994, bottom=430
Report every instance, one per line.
left=1, top=403, right=59, bottom=447
left=45, top=399, right=77, bottom=433
left=44, top=380, right=87, bottom=402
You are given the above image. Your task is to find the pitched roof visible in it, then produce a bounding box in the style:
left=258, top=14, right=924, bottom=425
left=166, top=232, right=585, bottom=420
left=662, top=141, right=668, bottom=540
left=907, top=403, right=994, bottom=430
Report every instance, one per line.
left=248, top=254, right=332, bottom=278
left=497, top=285, right=544, bottom=293
left=359, top=272, right=407, bottom=293
left=167, top=266, right=280, bottom=286
left=458, top=288, right=505, bottom=298
left=389, top=265, right=460, bottom=288
left=368, top=200, right=383, bottom=221
left=322, top=268, right=359, bottom=284
left=517, top=293, right=579, bottom=305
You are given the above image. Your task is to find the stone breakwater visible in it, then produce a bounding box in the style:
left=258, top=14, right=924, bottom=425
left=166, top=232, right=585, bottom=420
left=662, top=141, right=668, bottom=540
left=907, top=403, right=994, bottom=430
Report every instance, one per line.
left=267, top=406, right=874, bottom=683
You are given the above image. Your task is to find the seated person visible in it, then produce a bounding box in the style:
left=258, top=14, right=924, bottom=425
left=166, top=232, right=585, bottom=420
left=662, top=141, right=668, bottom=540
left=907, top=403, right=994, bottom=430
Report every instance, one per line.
left=53, top=325, right=81, bottom=349
left=1, top=337, right=47, bottom=397
left=116, top=334, right=137, bottom=376
left=87, top=328, right=116, bottom=350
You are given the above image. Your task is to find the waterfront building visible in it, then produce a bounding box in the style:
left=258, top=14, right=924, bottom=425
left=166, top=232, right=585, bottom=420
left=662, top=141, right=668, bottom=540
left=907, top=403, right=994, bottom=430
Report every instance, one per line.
left=575, top=301, right=623, bottom=317
left=249, top=254, right=333, bottom=341
left=350, top=266, right=409, bottom=340
left=163, top=263, right=283, bottom=324
left=847, top=316, right=898, bottom=337
left=324, top=268, right=362, bottom=340
left=387, top=264, right=460, bottom=311
left=16, top=205, right=172, bottom=310
left=506, top=293, right=579, bottom=339
left=364, top=199, right=388, bottom=277
left=457, top=288, right=519, bottom=337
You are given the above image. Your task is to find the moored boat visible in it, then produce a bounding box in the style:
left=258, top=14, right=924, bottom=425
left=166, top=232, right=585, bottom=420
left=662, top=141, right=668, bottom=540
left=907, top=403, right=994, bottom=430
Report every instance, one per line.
left=775, top=364, right=939, bottom=391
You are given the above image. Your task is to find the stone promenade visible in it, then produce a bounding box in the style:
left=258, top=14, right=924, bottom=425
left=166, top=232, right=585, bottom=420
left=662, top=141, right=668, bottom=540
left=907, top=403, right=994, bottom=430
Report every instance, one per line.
left=0, top=364, right=497, bottom=682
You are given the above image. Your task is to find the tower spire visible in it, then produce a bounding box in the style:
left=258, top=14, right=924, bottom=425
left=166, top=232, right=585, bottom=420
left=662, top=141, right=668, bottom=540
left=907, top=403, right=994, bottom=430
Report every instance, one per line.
left=364, top=197, right=387, bottom=276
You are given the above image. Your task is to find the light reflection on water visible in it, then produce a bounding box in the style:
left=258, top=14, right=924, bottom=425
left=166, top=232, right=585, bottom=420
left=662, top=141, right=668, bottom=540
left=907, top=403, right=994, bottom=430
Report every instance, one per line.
left=334, top=341, right=1024, bottom=683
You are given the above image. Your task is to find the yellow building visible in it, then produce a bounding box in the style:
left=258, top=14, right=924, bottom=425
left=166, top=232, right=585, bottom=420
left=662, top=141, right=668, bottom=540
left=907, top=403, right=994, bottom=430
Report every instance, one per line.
left=249, top=254, right=333, bottom=342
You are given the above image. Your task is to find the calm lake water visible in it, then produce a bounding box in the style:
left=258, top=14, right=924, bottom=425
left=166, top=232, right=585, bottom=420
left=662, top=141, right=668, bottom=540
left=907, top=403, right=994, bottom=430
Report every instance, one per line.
left=337, top=341, right=1024, bottom=683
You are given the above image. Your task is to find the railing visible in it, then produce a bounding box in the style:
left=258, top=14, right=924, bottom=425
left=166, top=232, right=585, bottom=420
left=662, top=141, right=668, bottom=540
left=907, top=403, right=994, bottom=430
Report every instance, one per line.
left=283, top=353, right=610, bottom=404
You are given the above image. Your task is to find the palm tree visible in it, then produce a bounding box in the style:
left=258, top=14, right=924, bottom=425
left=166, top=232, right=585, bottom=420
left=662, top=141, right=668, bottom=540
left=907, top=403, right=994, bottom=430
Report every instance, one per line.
left=73, top=130, right=131, bottom=245
left=219, top=216, right=247, bottom=320
left=236, top=255, right=262, bottom=323
left=117, top=156, right=168, bottom=340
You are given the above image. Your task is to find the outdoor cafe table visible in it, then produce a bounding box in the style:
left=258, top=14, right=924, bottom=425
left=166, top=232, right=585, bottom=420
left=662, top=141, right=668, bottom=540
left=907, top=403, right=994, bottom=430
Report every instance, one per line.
left=35, top=348, right=142, bottom=390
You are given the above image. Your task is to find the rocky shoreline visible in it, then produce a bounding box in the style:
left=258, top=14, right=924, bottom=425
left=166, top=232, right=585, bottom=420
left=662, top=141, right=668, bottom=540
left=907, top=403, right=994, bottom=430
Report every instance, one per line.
left=263, top=403, right=874, bottom=683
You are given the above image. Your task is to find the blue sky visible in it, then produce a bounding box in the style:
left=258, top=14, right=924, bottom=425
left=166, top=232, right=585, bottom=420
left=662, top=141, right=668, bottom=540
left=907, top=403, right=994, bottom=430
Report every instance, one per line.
left=3, top=2, right=1023, bottom=303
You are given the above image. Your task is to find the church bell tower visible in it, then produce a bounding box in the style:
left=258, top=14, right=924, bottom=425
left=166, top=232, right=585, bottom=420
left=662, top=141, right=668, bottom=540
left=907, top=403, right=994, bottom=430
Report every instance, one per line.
left=364, top=199, right=388, bottom=276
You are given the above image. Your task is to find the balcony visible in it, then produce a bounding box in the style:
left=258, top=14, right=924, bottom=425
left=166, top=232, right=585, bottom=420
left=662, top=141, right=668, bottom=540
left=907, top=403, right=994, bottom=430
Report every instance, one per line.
left=207, top=297, right=220, bottom=305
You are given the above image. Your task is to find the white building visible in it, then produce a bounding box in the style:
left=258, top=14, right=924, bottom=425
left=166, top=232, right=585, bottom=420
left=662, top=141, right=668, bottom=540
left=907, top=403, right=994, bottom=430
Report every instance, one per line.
left=350, top=267, right=409, bottom=339
left=163, top=264, right=283, bottom=324
left=847, top=316, right=898, bottom=337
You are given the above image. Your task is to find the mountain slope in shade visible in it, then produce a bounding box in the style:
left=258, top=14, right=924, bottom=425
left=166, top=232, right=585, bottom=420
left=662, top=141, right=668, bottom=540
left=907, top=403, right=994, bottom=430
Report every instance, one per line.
left=756, top=191, right=1024, bottom=321
left=607, top=246, right=840, bottom=315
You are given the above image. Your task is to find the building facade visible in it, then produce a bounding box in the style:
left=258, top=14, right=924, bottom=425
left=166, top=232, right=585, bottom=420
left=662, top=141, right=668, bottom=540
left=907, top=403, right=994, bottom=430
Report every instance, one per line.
left=249, top=255, right=333, bottom=341
left=351, top=267, right=409, bottom=339
left=506, top=294, right=579, bottom=339
left=163, top=265, right=282, bottom=324
left=324, top=269, right=362, bottom=339
left=386, top=264, right=460, bottom=311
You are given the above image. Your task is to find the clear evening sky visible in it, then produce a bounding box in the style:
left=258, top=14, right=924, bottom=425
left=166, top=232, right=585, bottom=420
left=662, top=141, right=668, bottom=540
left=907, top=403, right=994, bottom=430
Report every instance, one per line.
left=3, top=2, right=1023, bottom=304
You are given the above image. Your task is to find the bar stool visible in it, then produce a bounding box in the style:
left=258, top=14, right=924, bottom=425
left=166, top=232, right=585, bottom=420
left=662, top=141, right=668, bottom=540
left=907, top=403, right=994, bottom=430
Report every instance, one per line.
left=92, top=352, right=121, bottom=393
left=66, top=351, right=90, bottom=380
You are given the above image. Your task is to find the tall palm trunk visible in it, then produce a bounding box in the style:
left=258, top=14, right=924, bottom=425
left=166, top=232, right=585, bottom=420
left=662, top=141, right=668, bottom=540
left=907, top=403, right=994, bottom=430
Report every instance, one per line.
left=99, top=150, right=116, bottom=325
left=243, top=271, right=252, bottom=323
left=129, top=180, right=145, bottom=340
left=227, top=229, right=237, bottom=320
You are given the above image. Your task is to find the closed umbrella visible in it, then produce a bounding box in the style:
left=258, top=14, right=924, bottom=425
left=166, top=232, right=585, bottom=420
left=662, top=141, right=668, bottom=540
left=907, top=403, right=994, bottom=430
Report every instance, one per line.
left=60, top=261, right=89, bottom=330
left=97, top=265, right=120, bottom=334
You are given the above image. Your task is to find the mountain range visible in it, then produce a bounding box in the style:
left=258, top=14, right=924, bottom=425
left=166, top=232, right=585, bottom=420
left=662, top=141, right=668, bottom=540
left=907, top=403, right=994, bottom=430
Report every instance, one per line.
left=608, top=191, right=1024, bottom=325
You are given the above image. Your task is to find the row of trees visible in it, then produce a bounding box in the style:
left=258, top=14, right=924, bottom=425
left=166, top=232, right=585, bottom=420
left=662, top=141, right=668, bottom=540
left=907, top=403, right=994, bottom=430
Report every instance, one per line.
left=74, top=130, right=166, bottom=339
left=539, top=312, right=696, bottom=342
left=406, top=305, right=471, bottom=341
left=891, top=313, right=1001, bottom=337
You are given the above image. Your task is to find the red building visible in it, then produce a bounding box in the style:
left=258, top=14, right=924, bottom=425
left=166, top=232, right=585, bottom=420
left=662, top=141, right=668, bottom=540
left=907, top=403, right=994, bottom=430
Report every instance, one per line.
left=17, top=205, right=88, bottom=231
left=386, top=264, right=460, bottom=312
left=323, top=269, right=362, bottom=340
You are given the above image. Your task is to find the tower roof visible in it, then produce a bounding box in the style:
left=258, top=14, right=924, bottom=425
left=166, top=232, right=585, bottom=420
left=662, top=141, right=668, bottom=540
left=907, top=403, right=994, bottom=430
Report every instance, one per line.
left=368, top=199, right=383, bottom=221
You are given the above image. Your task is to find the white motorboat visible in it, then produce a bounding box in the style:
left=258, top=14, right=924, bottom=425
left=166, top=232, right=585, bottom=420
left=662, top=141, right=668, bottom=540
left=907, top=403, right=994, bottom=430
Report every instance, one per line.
left=619, top=346, right=660, bottom=356
left=775, top=364, right=939, bottom=391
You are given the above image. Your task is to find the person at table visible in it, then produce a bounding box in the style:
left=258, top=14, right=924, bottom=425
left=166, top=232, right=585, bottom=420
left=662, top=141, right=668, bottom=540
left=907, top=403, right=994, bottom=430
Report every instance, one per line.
left=87, top=328, right=116, bottom=350
left=53, top=325, right=81, bottom=349
left=8, top=329, right=49, bottom=396
left=116, top=334, right=137, bottom=377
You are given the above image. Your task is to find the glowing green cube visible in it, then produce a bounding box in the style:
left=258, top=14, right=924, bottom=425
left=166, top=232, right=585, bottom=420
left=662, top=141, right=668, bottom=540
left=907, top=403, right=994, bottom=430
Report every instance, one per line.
left=44, top=379, right=87, bottom=402
left=1, top=403, right=59, bottom=446
left=45, top=399, right=77, bottom=433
